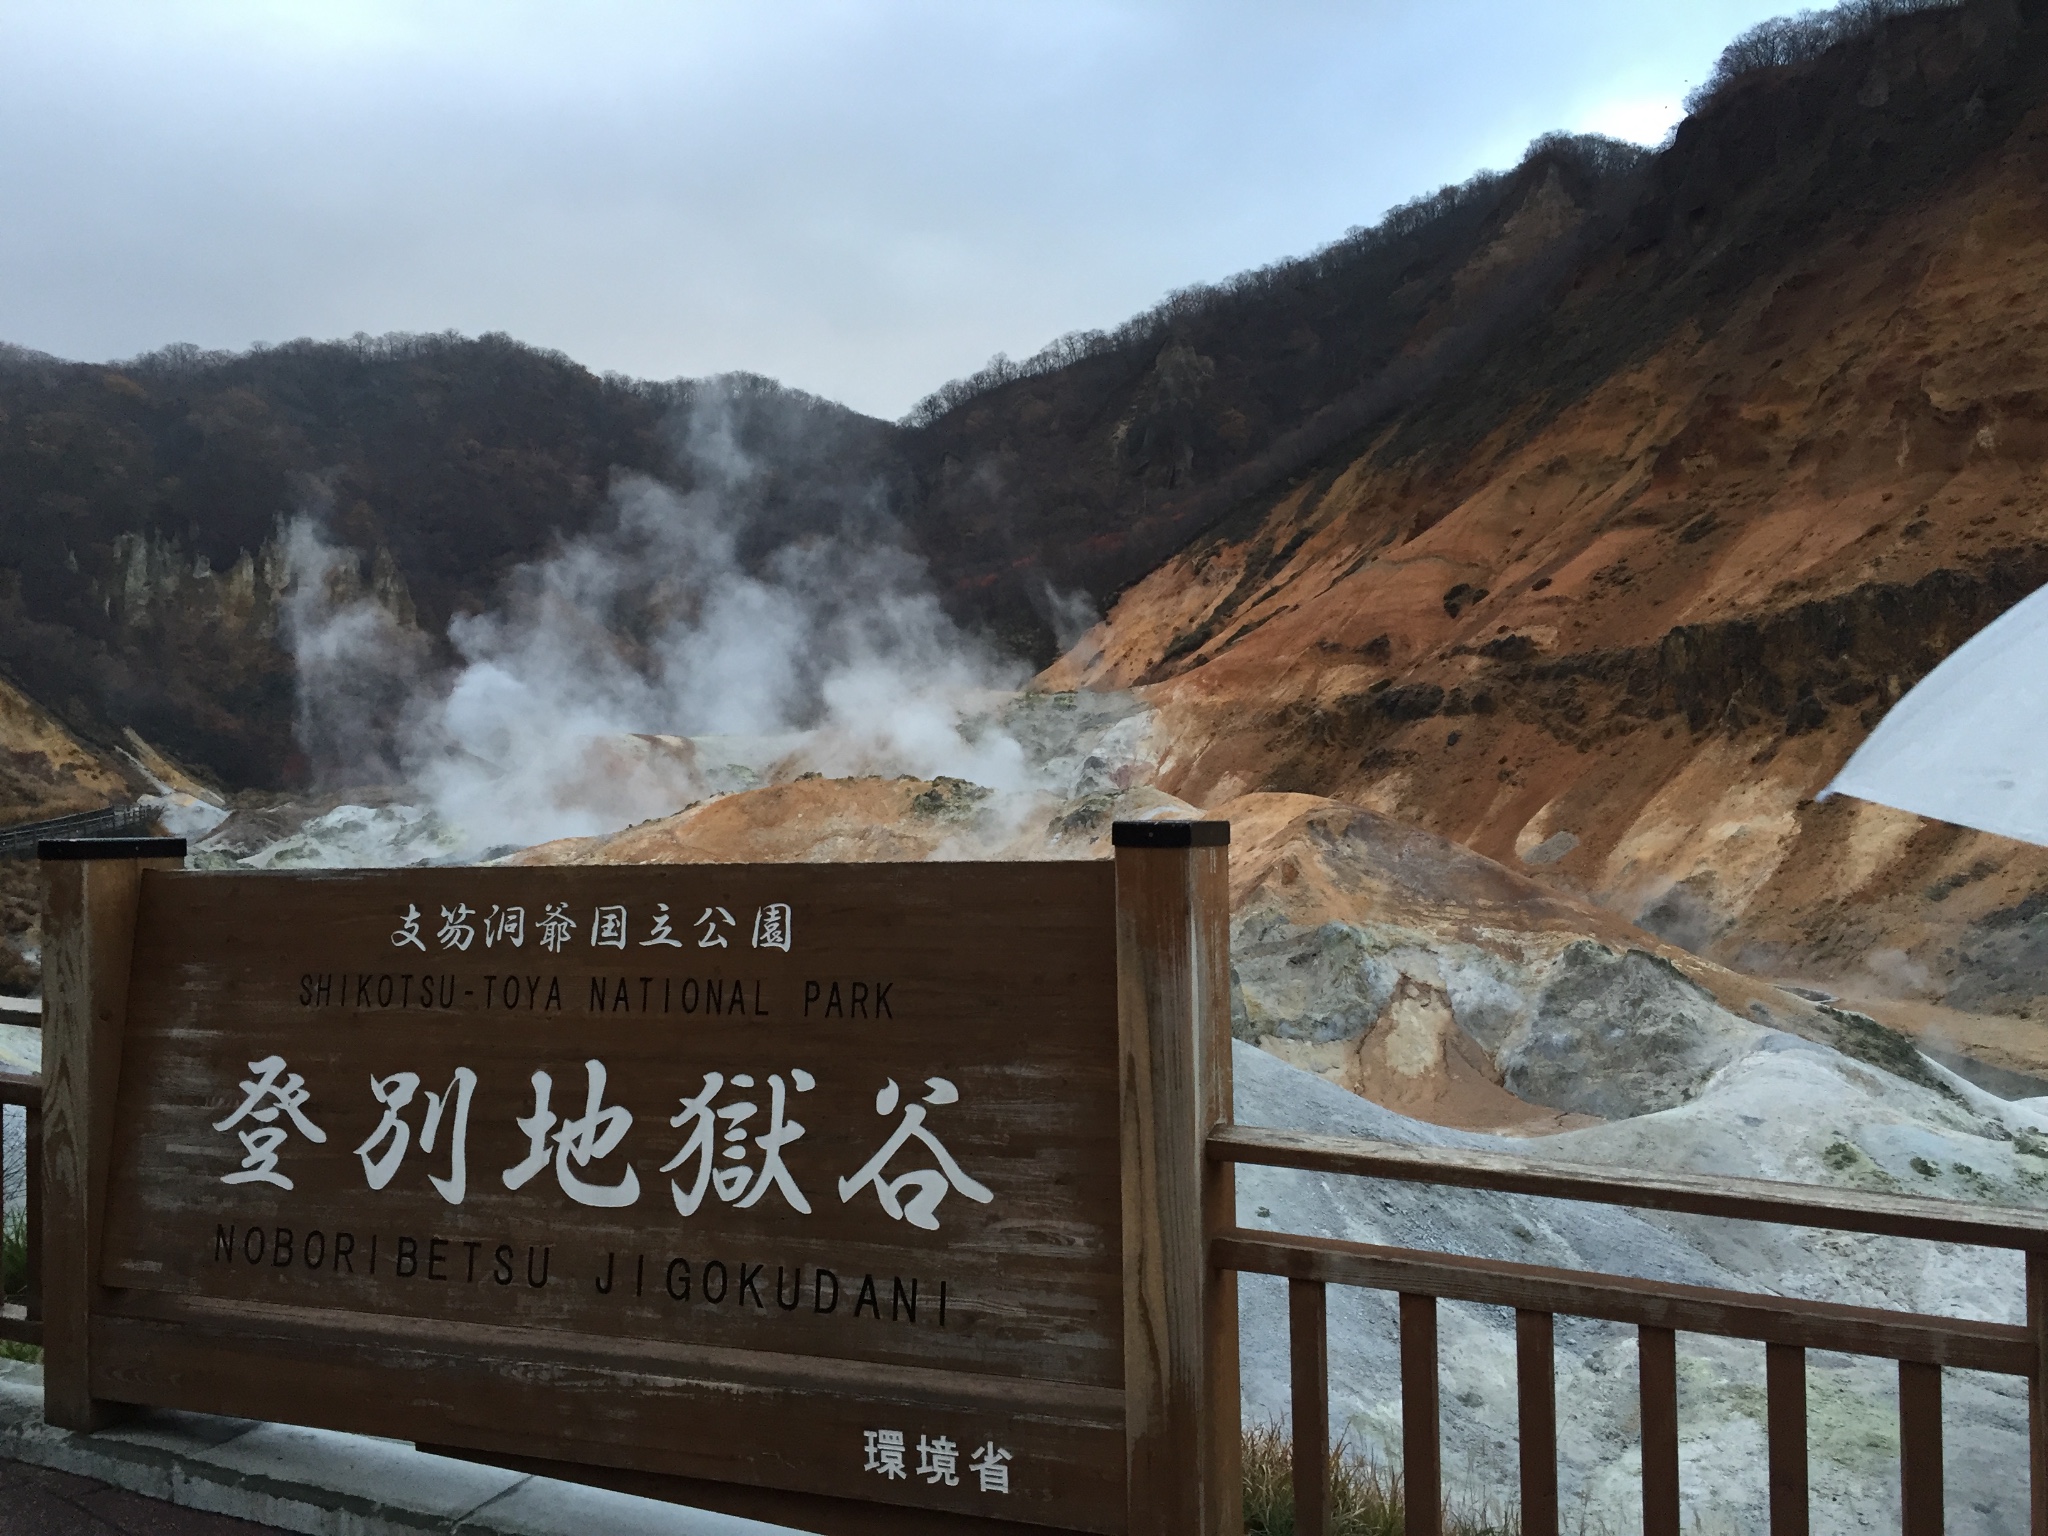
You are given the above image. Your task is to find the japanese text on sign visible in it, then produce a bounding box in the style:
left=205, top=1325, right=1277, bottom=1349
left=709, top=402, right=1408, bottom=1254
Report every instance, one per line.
left=394, top=901, right=794, bottom=955
left=214, top=1056, right=994, bottom=1232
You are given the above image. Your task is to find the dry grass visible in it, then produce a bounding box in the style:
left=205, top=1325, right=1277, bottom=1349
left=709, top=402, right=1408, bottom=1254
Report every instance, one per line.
left=1241, top=1422, right=1518, bottom=1536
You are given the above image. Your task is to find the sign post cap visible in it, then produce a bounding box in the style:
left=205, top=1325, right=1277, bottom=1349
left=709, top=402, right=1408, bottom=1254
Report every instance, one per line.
left=37, top=837, right=188, bottom=862
left=1109, top=820, right=1229, bottom=849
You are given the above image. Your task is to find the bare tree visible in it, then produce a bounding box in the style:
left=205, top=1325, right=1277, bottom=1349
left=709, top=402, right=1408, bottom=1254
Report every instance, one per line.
left=1685, top=0, right=1961, bottom=114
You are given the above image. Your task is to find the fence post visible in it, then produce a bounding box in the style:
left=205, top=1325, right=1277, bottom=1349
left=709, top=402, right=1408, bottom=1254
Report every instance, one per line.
left=1640, top=1325, right=1680, bottom=1536
left=1899, top=1361, right=1943, bottom=1536
left=2031, top=1251, right=2046, bottom=1536
left=1289, top=1278, right=1329, bottom=1536
left=1516, top=1309, right=1558, bottom=1536
left=38, top=836, right=184, bottom=1431
left=1401, top=1292, right=1443, bottom=1536
left=1766, top=1343, right=1809, bottom=1536
left=1114, top=820, right=1234, bottom=1536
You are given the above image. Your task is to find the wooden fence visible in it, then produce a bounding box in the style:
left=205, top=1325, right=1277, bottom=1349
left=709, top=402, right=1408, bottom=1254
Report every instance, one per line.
left=1213, top=1123, right=2048, bottom=1536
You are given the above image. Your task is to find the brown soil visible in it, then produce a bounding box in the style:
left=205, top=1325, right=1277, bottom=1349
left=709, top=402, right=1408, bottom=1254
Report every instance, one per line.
left=1039, top=77, right=2048, bottom=1035
left=524, top=776, right=1836, bottom=1134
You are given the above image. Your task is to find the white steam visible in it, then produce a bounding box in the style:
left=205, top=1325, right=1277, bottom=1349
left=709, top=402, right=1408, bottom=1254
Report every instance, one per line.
left=283, top=395, right=1034, bottom=856
left=282, top=512, right=432, bottom=786
left=1033, top=576, right=1101, bottom=652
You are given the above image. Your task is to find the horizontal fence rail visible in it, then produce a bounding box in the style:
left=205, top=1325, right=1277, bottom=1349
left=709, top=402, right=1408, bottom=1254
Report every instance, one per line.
left=1212, top=1123, right=2048, bottom=1249
left=0, top=806, right=153, bottom=859
left=1210, top=1125, right=2048, bottom=1536
left=1217, top=1230, right=2034, bottom=1376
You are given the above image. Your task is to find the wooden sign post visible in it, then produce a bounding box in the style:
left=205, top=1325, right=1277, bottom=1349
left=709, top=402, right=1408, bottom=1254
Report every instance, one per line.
left=37, top=822, right=1235, bottom=1536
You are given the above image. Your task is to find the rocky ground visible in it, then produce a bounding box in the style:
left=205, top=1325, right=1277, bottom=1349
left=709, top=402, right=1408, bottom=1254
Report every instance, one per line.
left=178, top=689, right=2036, bottom=1135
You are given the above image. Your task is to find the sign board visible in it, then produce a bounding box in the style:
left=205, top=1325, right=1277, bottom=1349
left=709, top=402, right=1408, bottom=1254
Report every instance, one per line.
left=40, top=829, right=1235, bottom=1536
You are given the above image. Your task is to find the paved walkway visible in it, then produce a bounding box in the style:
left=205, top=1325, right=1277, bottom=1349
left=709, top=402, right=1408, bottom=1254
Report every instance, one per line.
left=0, top=1363, right=790, bottom=1536
left=0, top=1459, right=288, bottom=1534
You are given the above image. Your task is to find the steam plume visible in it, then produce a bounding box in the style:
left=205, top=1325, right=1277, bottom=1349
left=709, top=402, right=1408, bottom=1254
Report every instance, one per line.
left=284, top=384, right=1032, bottom=856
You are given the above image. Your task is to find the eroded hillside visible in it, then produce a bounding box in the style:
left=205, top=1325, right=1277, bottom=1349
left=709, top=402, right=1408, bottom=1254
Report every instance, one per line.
left=1036, top=0, right=2048, bottom=1047
left=0, top=348, right=897, bottom=784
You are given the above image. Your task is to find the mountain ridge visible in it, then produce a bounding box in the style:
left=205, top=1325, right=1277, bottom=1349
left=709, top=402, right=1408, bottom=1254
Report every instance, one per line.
left=2, top=1, right=2028, bottom=789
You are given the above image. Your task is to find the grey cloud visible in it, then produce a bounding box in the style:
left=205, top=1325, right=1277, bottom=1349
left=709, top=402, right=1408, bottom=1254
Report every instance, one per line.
left=0, top=0, right=1792, bottom=417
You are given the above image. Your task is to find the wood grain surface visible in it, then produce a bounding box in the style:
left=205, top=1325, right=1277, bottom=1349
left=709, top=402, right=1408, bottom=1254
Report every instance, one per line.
left=1211, top=1124, right=2048, bottom=1248
left=1217, top=1230, right=2032, bottom=1374
left=43, top=853, right=178, bottom=1430
left=92, top=1292, right=1125, bottom=1532
left=1113, top=841, right=1230, bottom=1536
left=93, top=862, right=1126, bottom=1529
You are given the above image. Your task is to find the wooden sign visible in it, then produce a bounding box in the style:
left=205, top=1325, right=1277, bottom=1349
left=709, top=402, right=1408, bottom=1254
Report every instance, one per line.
left=39, top=827, right=1237, bottom=1536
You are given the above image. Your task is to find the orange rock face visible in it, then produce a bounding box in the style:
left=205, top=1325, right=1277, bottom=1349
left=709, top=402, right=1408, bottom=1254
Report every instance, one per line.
left=519, top=774, right=1884, bottom=1132
left=1040, top=92, right=2048, bottom=1058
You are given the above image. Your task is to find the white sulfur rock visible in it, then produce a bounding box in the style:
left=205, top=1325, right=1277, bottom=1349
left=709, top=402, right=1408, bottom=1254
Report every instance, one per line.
left=1233, top=1039, right=2039, bottom=1533
left=236, top=803, right=465, bottom=869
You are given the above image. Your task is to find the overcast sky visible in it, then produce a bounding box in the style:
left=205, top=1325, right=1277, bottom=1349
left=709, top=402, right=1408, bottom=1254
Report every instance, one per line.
left=0, top=1, right=1798, bottom=419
